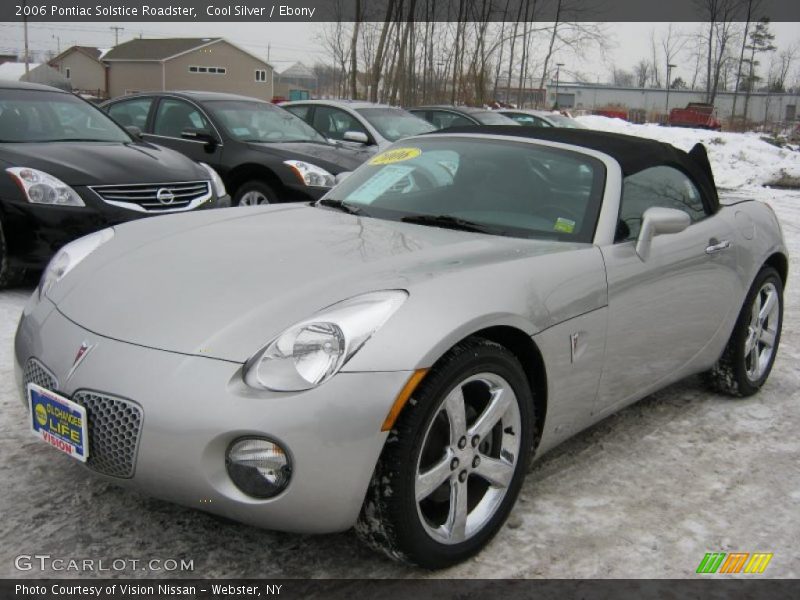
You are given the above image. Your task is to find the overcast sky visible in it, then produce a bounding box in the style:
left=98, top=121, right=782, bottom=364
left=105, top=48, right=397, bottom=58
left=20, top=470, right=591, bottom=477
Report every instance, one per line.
left=2, top=20, right=798, bottom=85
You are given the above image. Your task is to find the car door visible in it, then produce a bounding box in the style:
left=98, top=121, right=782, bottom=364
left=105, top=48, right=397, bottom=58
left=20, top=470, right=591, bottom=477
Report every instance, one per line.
left=595, top=166, right=739, bottom=414
left=310, top=105, right=372, bottom=148
left=105, top=96, right=155, bottom=132
left=145, top=97, right=222, bottom=168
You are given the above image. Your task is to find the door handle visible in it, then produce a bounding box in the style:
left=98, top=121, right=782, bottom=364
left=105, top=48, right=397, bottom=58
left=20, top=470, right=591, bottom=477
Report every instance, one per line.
left=705, top=239, right=731, bottom=254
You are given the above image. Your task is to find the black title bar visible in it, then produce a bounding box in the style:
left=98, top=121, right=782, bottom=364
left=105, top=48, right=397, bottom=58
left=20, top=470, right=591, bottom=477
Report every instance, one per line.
left=3, top=0, right=800, bottom=22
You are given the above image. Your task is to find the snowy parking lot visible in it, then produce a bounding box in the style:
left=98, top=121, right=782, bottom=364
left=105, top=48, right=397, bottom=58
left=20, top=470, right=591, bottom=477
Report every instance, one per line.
left=1, top=125, right=798, bottom=578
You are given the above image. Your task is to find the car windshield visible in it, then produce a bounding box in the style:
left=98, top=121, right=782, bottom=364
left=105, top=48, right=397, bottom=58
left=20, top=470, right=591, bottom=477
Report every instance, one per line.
left=320, top=137, right=605, bottom=242
left=473, top=111, right=520, bottom=126
left=547, top=115, right=586, bottom=129
left=0, top=89, right=130, bottom=143
left=355, top=107, right=436, bottom=141
left=206, top=100, right=327, bottom=143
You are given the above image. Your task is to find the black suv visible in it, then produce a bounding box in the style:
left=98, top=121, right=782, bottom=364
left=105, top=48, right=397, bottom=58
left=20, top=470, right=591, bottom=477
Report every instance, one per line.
left=102, top=91, right=369, bottom=206
left=0, top=81, right=229, bottom=287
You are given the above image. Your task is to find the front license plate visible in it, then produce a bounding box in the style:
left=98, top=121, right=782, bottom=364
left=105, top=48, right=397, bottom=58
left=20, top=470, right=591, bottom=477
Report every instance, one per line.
left=28, top=383, right=89, bottom=462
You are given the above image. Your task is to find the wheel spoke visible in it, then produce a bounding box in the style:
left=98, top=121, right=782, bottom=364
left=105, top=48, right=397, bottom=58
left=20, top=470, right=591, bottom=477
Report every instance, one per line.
left=446, top=479, right=468, bottom=543
left=473, top=455, right=514, bottom=489
left=749, top=344, right=760, bottom=373
left=750, top=292, right=762, bottom=328
left=469, top=385, right=512, bottom=440
left=744, top=329, right=756, bottom=354
left=759, top=327, right=776, bottom=349
left=416, top=454, right=453, bottom=502
left=759, top=290, right=777, bottom=323
left=445, top=387, right=467, bottom=444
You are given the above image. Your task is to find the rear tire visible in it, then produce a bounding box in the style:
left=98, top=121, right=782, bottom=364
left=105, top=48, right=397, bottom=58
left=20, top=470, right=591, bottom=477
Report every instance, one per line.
left=704, top=266, right=783, bottom=397
left=355, top=337, right=534, bottom=569
left=0, top=215, right=25, bottom=289
left=233, top=180, right=279, bottom=206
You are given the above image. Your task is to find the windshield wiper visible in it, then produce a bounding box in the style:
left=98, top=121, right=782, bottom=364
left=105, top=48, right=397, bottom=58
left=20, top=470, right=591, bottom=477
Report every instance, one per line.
left=317, top=198, right=366, bottom=215
left=401, top=214, right=494, bottom=234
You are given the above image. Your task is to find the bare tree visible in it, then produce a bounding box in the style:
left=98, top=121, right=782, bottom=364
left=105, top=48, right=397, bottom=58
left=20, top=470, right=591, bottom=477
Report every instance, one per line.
left=633, top=59, right=650, bottom=88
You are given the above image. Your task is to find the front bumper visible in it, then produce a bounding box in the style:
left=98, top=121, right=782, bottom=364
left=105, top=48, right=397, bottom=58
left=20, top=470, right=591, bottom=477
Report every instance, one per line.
left=14, top=298, right=408, bottom=533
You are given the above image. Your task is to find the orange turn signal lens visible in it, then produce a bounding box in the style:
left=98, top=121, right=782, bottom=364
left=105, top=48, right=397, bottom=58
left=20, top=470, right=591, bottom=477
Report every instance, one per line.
left=380, top=369, right=428, bottom=432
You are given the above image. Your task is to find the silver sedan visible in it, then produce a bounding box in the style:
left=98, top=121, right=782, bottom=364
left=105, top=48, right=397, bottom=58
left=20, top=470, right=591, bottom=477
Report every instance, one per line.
left=14, top=127, right=787, bottom=569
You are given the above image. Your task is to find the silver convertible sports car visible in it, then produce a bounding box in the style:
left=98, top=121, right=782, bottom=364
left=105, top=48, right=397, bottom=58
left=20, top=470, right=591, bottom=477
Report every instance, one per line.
left=15, top=127, right=787, bottom=568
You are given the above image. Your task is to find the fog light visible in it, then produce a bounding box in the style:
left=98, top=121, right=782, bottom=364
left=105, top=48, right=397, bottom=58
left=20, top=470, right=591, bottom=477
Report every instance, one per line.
left=226, top=437, right=292, bottom=499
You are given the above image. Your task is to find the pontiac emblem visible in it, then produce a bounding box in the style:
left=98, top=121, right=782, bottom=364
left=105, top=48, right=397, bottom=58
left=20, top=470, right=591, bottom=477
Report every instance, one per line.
left=66, top=341, right=95, bottom=381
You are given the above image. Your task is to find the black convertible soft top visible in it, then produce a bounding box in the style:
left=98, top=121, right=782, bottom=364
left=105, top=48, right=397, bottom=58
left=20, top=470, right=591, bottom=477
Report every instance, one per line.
left=428, top=125, right=720, bottom=213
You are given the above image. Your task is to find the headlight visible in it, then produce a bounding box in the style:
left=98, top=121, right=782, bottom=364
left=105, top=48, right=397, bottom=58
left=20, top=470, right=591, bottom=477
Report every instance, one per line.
left=283, top=160, right=335, bottom=188
left=6, top=167, right=85, bottom=206
left=38, top=228, right=114, bottom=299
left=198, top=162, right=226, bottom=197
left=244, top=290, right=408, bottom=391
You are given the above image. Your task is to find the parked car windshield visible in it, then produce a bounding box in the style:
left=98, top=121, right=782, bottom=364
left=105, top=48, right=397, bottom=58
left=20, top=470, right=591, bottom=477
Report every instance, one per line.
left=321, top=137, right=605, bottom=242
left=206, top=100, right=327, bottom=143
left=355, top=107, right=436, bottom=141
left=0, top=89, right=131, bottom=143
left=472, top=111, right=520, bottom=126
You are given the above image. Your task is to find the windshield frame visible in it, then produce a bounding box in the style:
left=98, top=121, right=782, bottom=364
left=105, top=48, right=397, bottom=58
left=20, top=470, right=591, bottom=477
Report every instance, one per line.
left=318, top=135, right=608, bottom=243
left=205, top=99, right=329, bottom=144
left=0, top=88, right=133, bottom=144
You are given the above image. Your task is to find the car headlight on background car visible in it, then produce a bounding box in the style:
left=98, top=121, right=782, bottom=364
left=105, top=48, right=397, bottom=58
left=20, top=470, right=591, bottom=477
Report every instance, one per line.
left=283, top=160, right=335, bottom=188
left=198, top=162, right=227, bottom=197
left=244, top=290, right=408, bottom=392
left=6, top=167, right=85, bottom=206
left=38, top=228, right=114, bottom=299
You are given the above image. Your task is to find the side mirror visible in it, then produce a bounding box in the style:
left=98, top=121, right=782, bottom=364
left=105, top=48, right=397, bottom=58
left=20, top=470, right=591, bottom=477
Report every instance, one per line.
left=125, top=125, right=142, bottom=139
left=182, top=128, right=218, bottom=150
left=342, top=130, right=369, bottom=144
left=635, top=207, right=691, bottom=261
left=334, top=171, right=352, bottom=184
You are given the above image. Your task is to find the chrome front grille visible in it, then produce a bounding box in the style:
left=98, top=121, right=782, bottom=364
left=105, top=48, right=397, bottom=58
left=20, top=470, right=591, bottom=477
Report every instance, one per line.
left=73, top=391, right=143, bottom=479
left=90, top=181, right=211, bottom=213
left=22, top=358, right=58, bottom=391
left=22, top=358, right=143, bottom=479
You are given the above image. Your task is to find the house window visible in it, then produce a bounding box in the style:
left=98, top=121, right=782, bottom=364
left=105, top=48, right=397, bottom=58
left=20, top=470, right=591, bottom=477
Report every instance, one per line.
left=255, top=69, right=268, bottom=82
left=65, top=67, right=71, bottom=79
left=189, top=66, right=226, bottom=75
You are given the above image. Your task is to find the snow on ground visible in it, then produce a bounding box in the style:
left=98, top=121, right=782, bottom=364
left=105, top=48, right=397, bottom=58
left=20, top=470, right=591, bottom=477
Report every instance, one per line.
left=576, top=115, right=800, bottom=190
left=0, top=138, right=798, bottom=579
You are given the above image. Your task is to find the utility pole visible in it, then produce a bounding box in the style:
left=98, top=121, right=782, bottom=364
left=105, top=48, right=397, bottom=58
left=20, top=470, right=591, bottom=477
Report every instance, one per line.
left=23, top=0, right=30, bottom=75
left=554, top=62, right=564, bottom=109
left=665, top=63, right=677, bottom=122
left=110, top=26, right=124, bottom=46
left=52, top=34, right=61, bottom=54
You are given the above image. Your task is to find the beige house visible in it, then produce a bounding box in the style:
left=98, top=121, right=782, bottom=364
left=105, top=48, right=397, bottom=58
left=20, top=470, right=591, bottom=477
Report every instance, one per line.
left=102, top=38, right=274, bottom=101
left=49, top=46, right=109, bottom=97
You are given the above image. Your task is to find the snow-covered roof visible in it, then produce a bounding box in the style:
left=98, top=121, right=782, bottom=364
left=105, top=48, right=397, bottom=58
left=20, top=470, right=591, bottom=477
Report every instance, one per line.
left=279, top=62, right=315, bottom=80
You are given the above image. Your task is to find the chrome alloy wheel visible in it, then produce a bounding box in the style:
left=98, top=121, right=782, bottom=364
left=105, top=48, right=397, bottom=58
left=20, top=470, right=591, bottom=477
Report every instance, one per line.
left=745, top=281, right=780, bottom=381
left=239, top=190, right=272, bottom=205
left=415, top=373, right=521, bottom=545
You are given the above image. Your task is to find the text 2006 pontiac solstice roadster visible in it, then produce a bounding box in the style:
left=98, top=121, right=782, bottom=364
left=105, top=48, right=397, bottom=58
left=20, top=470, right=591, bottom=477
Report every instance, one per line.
left=15, top=127, right=786, bottom=568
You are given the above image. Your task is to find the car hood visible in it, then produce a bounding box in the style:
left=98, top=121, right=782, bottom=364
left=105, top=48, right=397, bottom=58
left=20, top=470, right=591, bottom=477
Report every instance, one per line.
left=246, top=141, right=369, bottom=173
left=0, top=141, right=205, bottom=185
left=51, top=205, right=580, bottom=363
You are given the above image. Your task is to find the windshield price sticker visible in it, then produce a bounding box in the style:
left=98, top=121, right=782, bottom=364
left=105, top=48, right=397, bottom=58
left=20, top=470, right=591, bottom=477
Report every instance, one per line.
left=369, top=147, right=422, bottom=166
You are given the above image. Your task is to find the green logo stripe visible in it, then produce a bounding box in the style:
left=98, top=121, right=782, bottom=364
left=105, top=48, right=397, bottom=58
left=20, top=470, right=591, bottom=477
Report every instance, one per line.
left=697, top=552, right=726, bottom=573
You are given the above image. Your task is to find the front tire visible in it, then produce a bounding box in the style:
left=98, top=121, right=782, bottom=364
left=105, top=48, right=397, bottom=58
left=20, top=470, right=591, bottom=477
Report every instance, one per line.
left=704, top=266, right=783, bottom=397
left=356, top=337, right=535, bottom=568
left=233, top=180, right=279, bottom=206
